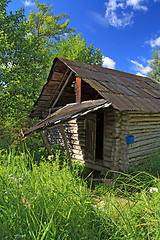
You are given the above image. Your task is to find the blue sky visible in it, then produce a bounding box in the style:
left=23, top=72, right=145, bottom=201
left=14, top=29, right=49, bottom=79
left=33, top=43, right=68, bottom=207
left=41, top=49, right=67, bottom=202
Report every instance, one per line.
left=8, top=0, right=160, bottom=75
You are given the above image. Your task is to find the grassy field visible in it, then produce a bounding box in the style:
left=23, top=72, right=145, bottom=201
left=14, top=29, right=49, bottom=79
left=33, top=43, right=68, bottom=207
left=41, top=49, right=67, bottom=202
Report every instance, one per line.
left=0, top=149, right=160, bottom=239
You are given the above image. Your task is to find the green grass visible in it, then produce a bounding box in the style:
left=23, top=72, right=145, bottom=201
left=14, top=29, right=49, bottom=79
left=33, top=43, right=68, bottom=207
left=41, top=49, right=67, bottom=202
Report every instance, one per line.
left=0, top=150, right=160, bottom=239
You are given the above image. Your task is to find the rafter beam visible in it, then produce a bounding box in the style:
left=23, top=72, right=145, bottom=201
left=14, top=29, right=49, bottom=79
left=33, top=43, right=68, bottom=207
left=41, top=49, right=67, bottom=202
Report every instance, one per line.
left=48, top=69, right=70, bottom=109
left=50, top=70, right=73, bottom=109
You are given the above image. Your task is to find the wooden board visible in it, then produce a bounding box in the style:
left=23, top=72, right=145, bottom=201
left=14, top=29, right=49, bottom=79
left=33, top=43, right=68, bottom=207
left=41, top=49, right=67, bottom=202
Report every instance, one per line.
left=85, top=114, right=96, bottom=163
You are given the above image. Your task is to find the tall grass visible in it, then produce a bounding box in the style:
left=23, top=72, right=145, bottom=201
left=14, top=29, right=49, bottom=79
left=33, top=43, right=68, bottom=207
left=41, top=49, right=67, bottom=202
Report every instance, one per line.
left=0, top=150, right=109, bottom=239
left=0, top=150, right=160, bottom=239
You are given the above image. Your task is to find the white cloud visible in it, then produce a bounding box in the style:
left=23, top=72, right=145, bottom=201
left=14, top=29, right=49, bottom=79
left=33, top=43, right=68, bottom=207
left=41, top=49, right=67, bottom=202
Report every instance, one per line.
left=104, top=0, right=148, bottom=28
left=24, top=0, right=35, bottom=7
left=91, top=12, right=107, bottom=27
left=149, top=37, right=160, bottom=48
left=126, top=0, right=148, bottom=10
left=103, top=56, right=116, bottom=69
left=131, top=59, right=152, bottom=76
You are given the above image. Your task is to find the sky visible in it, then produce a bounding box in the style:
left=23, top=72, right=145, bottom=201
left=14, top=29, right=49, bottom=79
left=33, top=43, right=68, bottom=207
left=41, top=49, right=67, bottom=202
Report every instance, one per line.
left=7, top=0, right=160, bottom=76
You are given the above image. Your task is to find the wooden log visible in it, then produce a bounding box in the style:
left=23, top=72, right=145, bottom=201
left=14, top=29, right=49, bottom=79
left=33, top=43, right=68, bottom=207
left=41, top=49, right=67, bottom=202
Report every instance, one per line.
left=40, top=131, right=52, bottom=155
left=72, top=150, right=83, bottom=156
left=129, top=125, right=160, bottom=131
left=128, top=139, right=160, bottom=151
left=128, top=112, right=160, bottom=117
left=129, top=122, right=160, bottom=127
left=129, top=135, right=160, bottom=148
left=129, top=155, right=147, bottom=163
left=130, top=127, right=160, bottom=134
left=60, top=124, right=72, bottom=171
left=103, top=161, right=114, bottom=169
left=85, top=162, right=110, bottom=171
left=76, top=76, right=81, bottom=103
left=129, top=117, right=160, bottom=122
left=129, top=145, right=160, bottom=158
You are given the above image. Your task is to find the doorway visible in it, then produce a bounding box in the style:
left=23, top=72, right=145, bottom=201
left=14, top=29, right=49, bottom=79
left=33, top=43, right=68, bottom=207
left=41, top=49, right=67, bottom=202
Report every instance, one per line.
left=95, top=112, right=104, bottom=161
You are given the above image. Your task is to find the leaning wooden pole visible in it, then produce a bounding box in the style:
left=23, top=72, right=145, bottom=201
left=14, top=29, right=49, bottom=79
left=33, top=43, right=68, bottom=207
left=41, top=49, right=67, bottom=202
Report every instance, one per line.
left=60, top=124, right=73, bottom=171
left=40, top=131, right=53, bottom=155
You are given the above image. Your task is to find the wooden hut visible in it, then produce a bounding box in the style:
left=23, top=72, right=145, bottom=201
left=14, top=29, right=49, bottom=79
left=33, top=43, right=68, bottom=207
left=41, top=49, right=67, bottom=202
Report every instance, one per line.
left=24, top=57, right=160, bottom=171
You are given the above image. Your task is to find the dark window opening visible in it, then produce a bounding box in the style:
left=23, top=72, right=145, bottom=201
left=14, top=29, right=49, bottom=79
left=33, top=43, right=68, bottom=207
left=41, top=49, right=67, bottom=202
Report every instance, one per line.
left=96, top=112, right=104, bottom=160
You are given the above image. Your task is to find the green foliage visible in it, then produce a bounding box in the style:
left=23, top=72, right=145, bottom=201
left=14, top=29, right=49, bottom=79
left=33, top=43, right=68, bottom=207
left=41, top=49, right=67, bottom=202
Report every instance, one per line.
left=128, top=150, right=160, bottom=177
left=0, top=150, right=111, bottom=239
left=0, top=0, right=103, bottom=151
left=1, top=150, right=160, bottom=239
left=27, top=0, right=74, bottom=42
left=55, top=33, right=103, bottom=65
left=0, top=0, right=49, bottom=147
left=148, top=47, right=160, bottom=82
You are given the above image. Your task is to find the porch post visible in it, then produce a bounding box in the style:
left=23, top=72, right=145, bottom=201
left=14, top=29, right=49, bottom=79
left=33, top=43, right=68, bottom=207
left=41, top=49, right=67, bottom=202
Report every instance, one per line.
left=76, top=76, right=81, bottom=103
left=40, top=131, right=52, bottom=155
left=60, top=124, right=73, bottom=171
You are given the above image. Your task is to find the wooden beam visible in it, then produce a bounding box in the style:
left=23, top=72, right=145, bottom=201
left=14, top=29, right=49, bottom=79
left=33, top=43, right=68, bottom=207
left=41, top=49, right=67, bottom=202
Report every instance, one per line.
left=48, top=69, right=70, bottom=109
left=40, top=131, right=53, bottom=155
left=60, top=124, right=73, bottom=171
left=76, top=76, right=81, bottom=103
left=51, top=70, right=73, bottom=109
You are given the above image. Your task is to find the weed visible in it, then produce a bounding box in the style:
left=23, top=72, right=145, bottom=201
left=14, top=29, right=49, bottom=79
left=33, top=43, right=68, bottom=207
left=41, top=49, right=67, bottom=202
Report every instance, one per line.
left=1, top=150, right=160, bottom=239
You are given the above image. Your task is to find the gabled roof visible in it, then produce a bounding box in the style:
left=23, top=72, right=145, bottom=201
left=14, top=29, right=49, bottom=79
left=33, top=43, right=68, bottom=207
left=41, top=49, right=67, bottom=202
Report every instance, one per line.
left=32, top=57, right=160, bottom=117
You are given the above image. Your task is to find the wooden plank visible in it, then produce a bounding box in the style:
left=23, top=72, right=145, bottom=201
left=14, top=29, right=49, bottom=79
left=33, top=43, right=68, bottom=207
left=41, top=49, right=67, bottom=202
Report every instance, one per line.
left=60, top=124, right=72, bottom=170
left=47, top=80, right=61, bottom=86
left=76, top=76, right=81, bottom=103
left=72, top=154, right=84, bottom=161
left=85, top=114, right=96, bottom=163
left=85, top=162, right=109, bottom=171
left=51, top=72, right=64, bottom=79
left=40, top=131, right=52, bottom=155
left=51, top=70, right=73, bottom=108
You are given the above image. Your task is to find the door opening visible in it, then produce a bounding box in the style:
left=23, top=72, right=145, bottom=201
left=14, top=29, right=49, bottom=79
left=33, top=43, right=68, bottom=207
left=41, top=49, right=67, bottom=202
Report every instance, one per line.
left=96, top=112, right=104, bottom=161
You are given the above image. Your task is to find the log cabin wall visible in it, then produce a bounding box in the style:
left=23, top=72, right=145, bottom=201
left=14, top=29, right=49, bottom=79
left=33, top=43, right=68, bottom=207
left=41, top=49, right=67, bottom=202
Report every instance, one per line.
left=115, top=111, right=130, bottom=171
left=44, top=118, right=86, bottom=163
left=44, top=109, right=160, bottom=172
left=65, top=118, right=86, bottom=162
left=44, top=107, right=120, bottom=171
left=103, top=107, right=117, bottom=170
left=103, top=108, right=129, bottom=172
left=103, top=110, right=160, bottom=171
left=127, top=111, right=160, bottom=166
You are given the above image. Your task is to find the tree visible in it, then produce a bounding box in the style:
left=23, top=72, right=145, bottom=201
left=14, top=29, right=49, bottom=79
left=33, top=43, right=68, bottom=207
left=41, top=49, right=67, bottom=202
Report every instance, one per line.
left=55, top=33, right=102, bottom=65
left=0, top=0, right=103, bottom=149
left=26, top=1, right=102, bottom=66
left=0, top=0, right=47, bottom=147
left=27, top=0, right=74, bottom=41
left=27, top=0, right=75, bottom=67
left=148, top=47, right=160, bottom=82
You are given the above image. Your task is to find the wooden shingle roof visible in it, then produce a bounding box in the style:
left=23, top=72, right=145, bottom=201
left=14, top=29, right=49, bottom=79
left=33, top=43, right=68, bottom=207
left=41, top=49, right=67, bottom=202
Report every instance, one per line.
left=31, top=57, right=160, bottom=118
